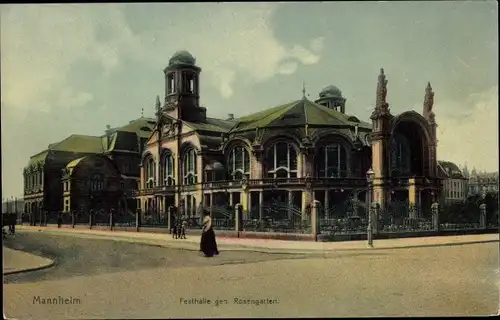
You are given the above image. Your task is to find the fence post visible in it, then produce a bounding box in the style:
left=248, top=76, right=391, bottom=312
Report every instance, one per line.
left=89, top=210, right=93, bottom=229
left=135, top=209, right=140, bottom=232
left=71, top=211, right=75, bottom=228
left=235, top=203, right=242, bottom=232
left=479, top=203, right=487, bottom=229
left=431, top=202, right=439, bottom=232
left=311, top=200, right=319, bottom=241
left=109, top=209, right=114, bottom=231
left=167, top=206, right=173, bottom=233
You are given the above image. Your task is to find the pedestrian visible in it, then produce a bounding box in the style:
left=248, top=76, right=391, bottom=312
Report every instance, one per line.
left=10, top=213, right=16, bottom=235
left=199, top=209, right=219, bottom=257
left=181, top=217, right=188, bottom=239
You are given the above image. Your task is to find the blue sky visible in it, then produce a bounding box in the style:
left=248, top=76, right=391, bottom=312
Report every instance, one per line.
left=1, top=2, right=498, bottom=198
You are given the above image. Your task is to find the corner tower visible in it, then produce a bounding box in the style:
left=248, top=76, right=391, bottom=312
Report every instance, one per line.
left=163, top=50, right=206, bottom=122
left=370, top=68, right=393, bottom=211
left=314, top=85, right=347, bottom=113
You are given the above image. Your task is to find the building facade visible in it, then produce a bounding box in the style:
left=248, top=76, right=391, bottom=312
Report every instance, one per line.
left=23, top=118, right=155, bottom=222
left=437, top=161, right=467, bottom=203
left=466, top=169, right=499, bottom=197
left=138, top=51, right=442, bottom=221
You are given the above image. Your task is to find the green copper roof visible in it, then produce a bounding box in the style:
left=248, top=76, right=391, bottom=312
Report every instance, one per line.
left=229, top=99, right=371, bottom=133
left=438, top=161, right=466, bottom=179
left=116, top=117, right=156, bottom=138
left=49, top=134, right=104, bottom=153
left=183, top=117, right=235, bottom=133
left=168, top=50, right=196, bottom=66
left=66, top=157, right=86, bottom=169
left=27, top=150, right=49, bottom=167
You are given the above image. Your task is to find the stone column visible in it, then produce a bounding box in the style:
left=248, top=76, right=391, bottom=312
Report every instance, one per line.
left=229, top=192, right=234, bottom=208
left=431, top=202, right=439, bottom=231
left=235, top=203, right=242, bottom=232
left=246, top=192, right=252, bottom=221
left=258, top=191, right=264, bottom=221
left=311, top=200, right=319, bottom=241
left=479, top=204, right=487, bottom=229
left=209, top=193, right=214, bottom=216
left=288, top=190, right=293, bottom=220
left=324, top=190, right=329, bottom=219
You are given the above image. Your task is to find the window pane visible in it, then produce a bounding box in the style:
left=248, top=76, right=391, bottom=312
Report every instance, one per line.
left=276, top=143, right=288, bottom=168
left=265, top=147, right=275, bottom=171
left=244, top=149, right=250, bottom=172
left=235, top=147, right=243, bottom=170
left=289, top=147, right=297, bottom=170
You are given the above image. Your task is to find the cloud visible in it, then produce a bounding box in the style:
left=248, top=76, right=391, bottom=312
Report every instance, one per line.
left=0, top=5, right=128, bottom=114
left=118, top=4, right=326, bottom=99
left=434, top=85, right=498, bottom=171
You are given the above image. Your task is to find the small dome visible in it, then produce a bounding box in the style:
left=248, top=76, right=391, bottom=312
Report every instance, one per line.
left=319, top=85, right=342, bottom=98
left=169, top=50, right=196, bottom=66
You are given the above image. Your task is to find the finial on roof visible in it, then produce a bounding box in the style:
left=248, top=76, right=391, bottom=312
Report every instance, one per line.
left=376, top=68, right=388, bottom=109
left=106, top=125, right=111, bottom=130
left=155, top=95, right=161, bottom=110
left=302, top=81, right=307, bottom=100
left=141, top=108, right=144, bottom=117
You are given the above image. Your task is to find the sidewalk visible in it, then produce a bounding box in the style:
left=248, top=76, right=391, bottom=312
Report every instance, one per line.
left=17, top=225, right=499, bottom=254
left=3, top=246, right=55, bottom=275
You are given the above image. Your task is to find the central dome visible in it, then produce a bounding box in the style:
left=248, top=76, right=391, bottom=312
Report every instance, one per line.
left=319, top=85, right=342, bottom=98
left=168, top=50, right=196, bottom=66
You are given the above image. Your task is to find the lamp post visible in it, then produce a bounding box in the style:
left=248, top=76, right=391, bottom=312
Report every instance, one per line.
left=366, top=168, right=375, bottom=247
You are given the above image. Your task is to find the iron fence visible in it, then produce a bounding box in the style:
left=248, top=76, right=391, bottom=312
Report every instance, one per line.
left=141, top=211, right=168, bottom=227
left=210, top=205, right=234, bottom=230
left=319, top=216, right=369, bottom=235
left=113, top=212, right=137, bottom=227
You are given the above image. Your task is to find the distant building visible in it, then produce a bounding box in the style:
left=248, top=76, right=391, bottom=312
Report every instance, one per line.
left=2, top=197, right=24, bottom=213
left=466, top=168, right=499, bottom=197
left=437, top=161, right=467, bottom=203
left=23, top=118, right=155, bottom=221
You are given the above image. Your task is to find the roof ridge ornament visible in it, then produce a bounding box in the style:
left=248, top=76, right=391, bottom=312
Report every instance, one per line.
left=423, top=82, right=435, bottom=123
left=376, top=68, right=388, bottom=110
left=302, top=81, right=307, bottom=100
left=141, top=108, right=144, bottom=118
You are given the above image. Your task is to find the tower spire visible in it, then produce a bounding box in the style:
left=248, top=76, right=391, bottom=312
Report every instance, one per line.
left=141, top=108, right=144, bottom=118
left=302, top=81, right=306, bottom=100
left=376, top=68, right=388, bottom=110
left=423, top=82, right=435, bottom=122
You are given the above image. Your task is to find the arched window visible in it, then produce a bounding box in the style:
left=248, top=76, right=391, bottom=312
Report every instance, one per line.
left=391, top=133, right=411, bottom=176
left=161, top=152, right=175, bottom=186
left=144, top=156, right=155, bottom=189
left=317, top=143, right=348, bottom=178
left=228, top=146, right=250, bottom=180
left=90, top=174, right=104, bottom=191
left=265, top=141, right=298, bottom=178
left=183, top=149, right=197, bottom=185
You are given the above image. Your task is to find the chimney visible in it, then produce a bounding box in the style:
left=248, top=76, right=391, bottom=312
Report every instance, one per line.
left=227, top=113, right=235, bottom=120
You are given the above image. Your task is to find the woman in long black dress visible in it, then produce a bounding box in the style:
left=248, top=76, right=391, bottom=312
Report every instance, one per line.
left=200, top=210, right=219, bottom=257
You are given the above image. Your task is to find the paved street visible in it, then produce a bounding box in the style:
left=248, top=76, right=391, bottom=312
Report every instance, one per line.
left=3, top=231, right=499, bottom=318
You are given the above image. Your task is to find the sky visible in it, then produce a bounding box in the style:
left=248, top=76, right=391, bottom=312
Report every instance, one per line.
left=1, top=2, right=498, bottom=198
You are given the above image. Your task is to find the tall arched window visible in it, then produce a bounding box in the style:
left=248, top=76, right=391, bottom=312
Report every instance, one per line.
left=183, top=149, right=197, bottom=185
left=161, top=152, right=175, bottom=186
left=265, top=141, right=298, bottom=178
left=391, top=133, right=411, bottom=176
left=228, top=146, right=250, bottom=180
left=144, top=156, right=155, bottom=189
left=317, top=143, right=348, bottom=178
left=90, top=174, right=104, bottom=191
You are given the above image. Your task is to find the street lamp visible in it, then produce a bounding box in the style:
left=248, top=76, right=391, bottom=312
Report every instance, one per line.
left=366, top=168, right=375, bottom=247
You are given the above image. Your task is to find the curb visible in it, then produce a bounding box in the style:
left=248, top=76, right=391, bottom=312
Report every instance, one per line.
left=16, top=227, right=499, bottom=255
left=3, top=248, right=55, bottom=276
